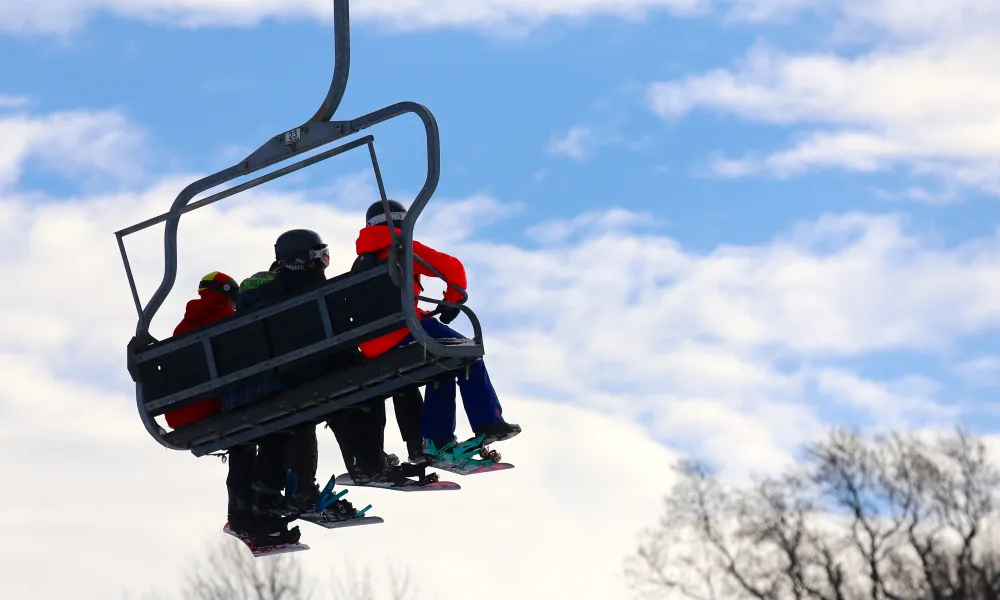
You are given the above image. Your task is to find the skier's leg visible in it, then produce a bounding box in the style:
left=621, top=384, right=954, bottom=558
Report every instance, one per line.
left=252, top=434, right=286, bottom=507
left=388, top=316, right=478, bottom=459
left=226, top=443, right=257, bottom=533
left=283, top=424, right=319, bottom=508
left=393, top=386, right=425, bottom=460
left=418, top=375, right=458, bottom=451
left=349, top=399, right=388, bottom=480
left=367, top=399, right=387, bottom=466
left=326, top=411, right=358, bottom=473
left=454, top=356, right=524, bottom=444
left=248, top=433, right=301, bottom=545
left=454, top=358, right=504, bottom=429
left=418, top=317, right=518, bottom=443
left=314, top=413, right=371, bottom=519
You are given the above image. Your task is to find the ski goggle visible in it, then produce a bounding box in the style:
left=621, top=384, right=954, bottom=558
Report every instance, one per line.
left=199, top=276, right=239, bottom=302
left=367, top=211, right=406, bottom=227
left=310, top=246, right=330, bottom=267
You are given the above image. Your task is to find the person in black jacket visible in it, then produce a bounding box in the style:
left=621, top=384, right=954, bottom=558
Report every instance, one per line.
left=233, top=229, right=368, bottom=544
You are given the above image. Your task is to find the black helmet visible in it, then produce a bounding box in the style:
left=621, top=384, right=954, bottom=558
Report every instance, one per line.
left=274, top=229, right=329, bottom=270
left=365, top=199, right=407, bottom=228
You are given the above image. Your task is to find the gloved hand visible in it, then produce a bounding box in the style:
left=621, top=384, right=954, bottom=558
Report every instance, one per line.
left=439, top=306, right=461, bottom=324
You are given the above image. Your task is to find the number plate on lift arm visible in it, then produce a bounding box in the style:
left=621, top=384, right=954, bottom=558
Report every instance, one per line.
left=283, top=127, right=302, bottom=145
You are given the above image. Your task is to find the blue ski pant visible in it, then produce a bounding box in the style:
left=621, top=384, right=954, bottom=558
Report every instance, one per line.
left=398, top=315, right=503, bottom=443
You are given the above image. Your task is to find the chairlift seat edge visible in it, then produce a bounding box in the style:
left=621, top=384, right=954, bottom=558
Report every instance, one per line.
left=161, top=341, right=479, bottom=455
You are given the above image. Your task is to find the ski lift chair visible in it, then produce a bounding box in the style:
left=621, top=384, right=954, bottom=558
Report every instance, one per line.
left=114, top=0, right=485, bottom=457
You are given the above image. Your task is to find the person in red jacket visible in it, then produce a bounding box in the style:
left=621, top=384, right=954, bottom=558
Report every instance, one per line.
left=164, top=272, right=237, bottom=427
left=354, top=200, right=521, bottom=465
left=164, top=273, right=262, bottom=541
left=165, top=271, right=239, bottom=427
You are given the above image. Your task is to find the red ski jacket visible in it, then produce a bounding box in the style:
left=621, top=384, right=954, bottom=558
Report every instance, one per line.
left=163, top=292, right=235, bottom=428
left=354, top=225, right=467, bottom=359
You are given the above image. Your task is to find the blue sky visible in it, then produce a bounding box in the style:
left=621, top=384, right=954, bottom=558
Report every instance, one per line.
left=5, top=8, right=997, bottom=251
left=1, top=1, right=999, bottom=598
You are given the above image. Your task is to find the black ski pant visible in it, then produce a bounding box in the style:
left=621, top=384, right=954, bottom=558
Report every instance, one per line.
left=393, top=386, right=424, bottom=448
left=327, top=399, right=385, bottom=473
left=326, top=386, right=424, bottom=472
left=253, top=424, right=318, bottom=498
left=226, top=444, right=256, bottom=516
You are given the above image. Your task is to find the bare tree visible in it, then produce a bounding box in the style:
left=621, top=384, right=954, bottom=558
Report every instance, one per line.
left=183, top=537, right=313, bottom=600
left=626, top=427, right=1000, bottom=600
left=139, top=536, right=423, bottom=600
left=328, top=561, right=421, bottom=600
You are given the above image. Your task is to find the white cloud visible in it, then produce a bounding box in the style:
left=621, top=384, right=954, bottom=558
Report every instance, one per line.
left=0, top=95, right=28, bottom=108
left=446, top=209, right=1000, bottom=476
left=725, top=0, right=816, bottom=24
left=469, top=212, right=1000, bottom=358
left=547, top=125, right=597, bottom=160
left=415, top=193, right=524, bottom=246
left=0, top=0, right=710, bottom=36
left=524, top=207, right=667, bottom=243
left=725, top=0, right=1000, bottom=40
left=546, top=124, right=654, bottom=161
left=814, top=369, right=957, bottom=425
left=952, top=355, right=1000, bottom=387
left=710, top=155, right=758, bottom=178
left=646, top=6, right=1000, bottom=194
left=0, top=108, right=147, bottom=189
left=872, top=185, right=962, bottom=206
left=1, top=103, right=998, bottom=598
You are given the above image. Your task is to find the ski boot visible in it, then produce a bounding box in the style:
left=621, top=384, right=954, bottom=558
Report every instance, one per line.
left=248, top=514, right=302, bottom=548
left=473, top=421, right=522, bottom=446
left=225, top=509, right=260, bottom=540
left=349, top=453, right=438, bottom=486
left=289, top=482, right=321, bottom=514
left=252, top=484, right=299, bottom=519
left=406, top=438, right=429, bottom=465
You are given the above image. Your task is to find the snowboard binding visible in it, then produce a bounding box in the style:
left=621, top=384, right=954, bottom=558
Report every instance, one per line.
left=286, top=470, right=373, bottom=521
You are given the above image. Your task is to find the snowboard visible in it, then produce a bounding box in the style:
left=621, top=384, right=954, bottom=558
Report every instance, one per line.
left=418, top=439, right=516, bottom=476
left=424, top=458, right=516, bottom=476
left=223, top=523, right=310, bottom=558
left=299, top=513, right=385, bottom=529
left=334, top=472, right=461, bottom=492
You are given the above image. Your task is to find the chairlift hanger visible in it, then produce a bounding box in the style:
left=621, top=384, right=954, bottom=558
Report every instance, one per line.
left=114, top=0, right=485, bottom=455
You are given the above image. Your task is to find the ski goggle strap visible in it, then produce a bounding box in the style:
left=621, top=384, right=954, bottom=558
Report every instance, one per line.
left=367, top=211, right=406, bottom=227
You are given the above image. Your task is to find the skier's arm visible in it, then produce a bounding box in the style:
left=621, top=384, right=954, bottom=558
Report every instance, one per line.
left=412, top=241, right=468, bottom=304
left=236, top=271, right=275, bottom=313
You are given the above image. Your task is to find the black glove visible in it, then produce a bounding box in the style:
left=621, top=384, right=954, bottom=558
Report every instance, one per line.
left=438, top=306, right=460, bottom=324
